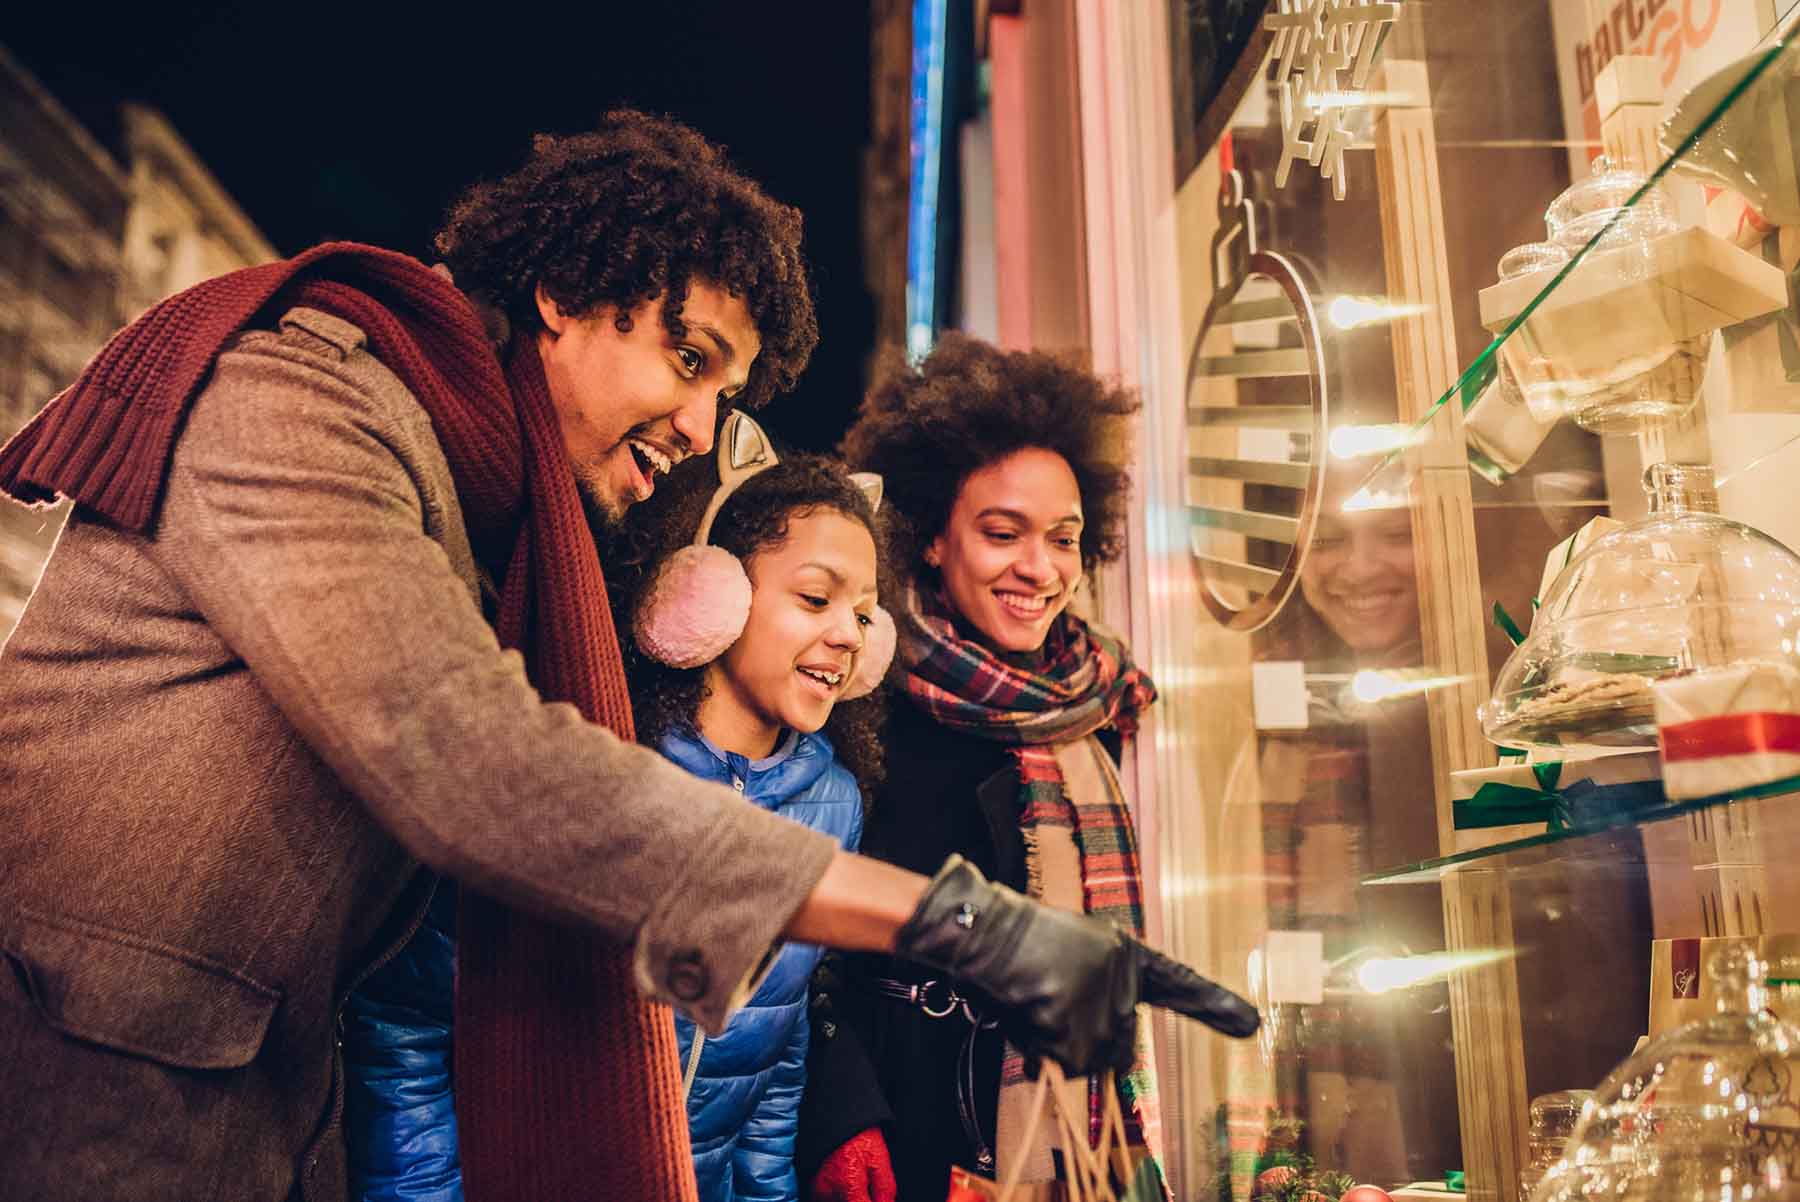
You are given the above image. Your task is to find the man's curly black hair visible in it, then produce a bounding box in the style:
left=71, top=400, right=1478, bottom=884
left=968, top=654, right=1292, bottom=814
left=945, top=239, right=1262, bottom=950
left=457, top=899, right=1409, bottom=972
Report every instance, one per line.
left=435, top=109, right=818, bottom=410
left=840, top=333, right=1140, bottom=591
left=606, top=453, right=893, bottom=793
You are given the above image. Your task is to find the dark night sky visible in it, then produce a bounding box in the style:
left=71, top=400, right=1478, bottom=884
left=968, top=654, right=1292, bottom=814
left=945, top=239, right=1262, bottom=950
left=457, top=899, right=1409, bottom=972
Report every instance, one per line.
left=5, top=1, right=876, bottom=451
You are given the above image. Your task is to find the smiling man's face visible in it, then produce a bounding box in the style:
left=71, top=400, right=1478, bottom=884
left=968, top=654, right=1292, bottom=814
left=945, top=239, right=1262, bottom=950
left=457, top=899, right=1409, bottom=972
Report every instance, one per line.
left=535, top=280, right=761, bottom=526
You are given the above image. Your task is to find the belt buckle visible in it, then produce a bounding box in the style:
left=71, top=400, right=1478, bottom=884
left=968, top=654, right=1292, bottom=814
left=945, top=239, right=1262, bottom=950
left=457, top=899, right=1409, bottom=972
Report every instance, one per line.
left=917, top=978, right=960, bottom=1018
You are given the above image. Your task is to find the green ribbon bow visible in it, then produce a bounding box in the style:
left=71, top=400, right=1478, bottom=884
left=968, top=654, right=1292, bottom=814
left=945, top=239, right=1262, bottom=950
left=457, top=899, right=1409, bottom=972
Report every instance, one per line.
left=1492, top=600, right=1528, bottom=647
left=1456, top=761, right=1571, bottom=831
left=1445, top=1171, right=1466, bottom=1193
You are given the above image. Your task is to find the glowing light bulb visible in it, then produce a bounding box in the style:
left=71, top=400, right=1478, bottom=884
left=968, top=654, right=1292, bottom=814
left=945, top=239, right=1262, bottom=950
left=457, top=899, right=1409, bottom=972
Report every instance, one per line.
left=1329, top=423, right=1414, bottom=460
left=1357, top=949, right=1512, bottom=993
left=1351, top=670, right=1400, bottom=703
left=1349, top=670, right=1470, bottom=705
left=1327, top=294, right=1430, bottom=331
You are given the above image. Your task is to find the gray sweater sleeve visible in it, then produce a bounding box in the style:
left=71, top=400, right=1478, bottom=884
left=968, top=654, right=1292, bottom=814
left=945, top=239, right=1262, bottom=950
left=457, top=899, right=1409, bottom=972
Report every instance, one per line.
left=152, top=317, right=834, bottom=1033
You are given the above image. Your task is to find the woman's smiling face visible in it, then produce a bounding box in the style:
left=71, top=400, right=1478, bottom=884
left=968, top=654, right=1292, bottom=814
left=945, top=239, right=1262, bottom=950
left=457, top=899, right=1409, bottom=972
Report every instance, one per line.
left=928, top=447, right=1084, bottom=654
left=1300, top=506, right=1419, bottom=654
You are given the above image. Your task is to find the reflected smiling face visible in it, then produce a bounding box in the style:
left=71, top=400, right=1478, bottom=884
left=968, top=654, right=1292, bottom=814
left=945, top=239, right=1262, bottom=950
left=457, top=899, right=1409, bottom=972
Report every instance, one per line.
left=535, top=280, right=761, bottom=527
left=929, top=447, right=1085, bottom=655
left=1300, top=506, right=1419, bottom=654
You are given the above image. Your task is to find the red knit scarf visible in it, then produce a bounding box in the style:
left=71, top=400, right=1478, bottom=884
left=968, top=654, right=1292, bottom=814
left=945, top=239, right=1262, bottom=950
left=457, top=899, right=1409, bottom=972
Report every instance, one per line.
left=0, top=242, right=696, bottom=1202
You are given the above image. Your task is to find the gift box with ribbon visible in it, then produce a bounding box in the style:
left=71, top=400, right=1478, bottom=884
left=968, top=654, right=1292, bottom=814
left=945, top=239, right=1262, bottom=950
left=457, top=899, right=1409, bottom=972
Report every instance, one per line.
left=1451, top=750, right=1665, bottom=848
left=1653, top=663, right=1800, bottom=801
left=1536, top=515, right=1625, bottom=611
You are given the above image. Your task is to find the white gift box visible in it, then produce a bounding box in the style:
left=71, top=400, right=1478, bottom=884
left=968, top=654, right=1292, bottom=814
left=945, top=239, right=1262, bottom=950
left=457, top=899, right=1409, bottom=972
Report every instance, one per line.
left=1537, top=516, right=1625, bottom=609
left=1653, top=663, right=1800, bottom=801
left=1448, top=749, right=1662, bottom=853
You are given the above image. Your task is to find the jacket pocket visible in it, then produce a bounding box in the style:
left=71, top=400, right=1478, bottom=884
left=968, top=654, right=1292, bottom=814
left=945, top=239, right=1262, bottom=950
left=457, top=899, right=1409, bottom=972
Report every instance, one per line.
left=0, top=909, right=282, bottom=1070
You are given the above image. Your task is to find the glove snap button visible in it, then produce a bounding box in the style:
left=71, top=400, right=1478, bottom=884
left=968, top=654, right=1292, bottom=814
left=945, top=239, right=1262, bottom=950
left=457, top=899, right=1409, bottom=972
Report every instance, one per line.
left=667, top=950, right=709, bottom=1002
left=954, top=902, right=977, bottom=930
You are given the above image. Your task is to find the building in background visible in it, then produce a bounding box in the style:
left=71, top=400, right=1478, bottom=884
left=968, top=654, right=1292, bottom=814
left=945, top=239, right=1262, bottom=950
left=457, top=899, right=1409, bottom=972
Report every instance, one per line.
left=0, top=44, right=128, bottom=452
left=880, top=0, right=1109, bottom=365
left=0, top=43, right=274, bottom=638
left=118, top=104, right=277, bottom=322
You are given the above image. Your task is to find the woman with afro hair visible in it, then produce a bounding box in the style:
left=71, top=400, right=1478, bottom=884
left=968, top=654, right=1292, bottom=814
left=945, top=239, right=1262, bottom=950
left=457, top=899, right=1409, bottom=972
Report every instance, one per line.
left=799, top=334, right=1178, bottom=1201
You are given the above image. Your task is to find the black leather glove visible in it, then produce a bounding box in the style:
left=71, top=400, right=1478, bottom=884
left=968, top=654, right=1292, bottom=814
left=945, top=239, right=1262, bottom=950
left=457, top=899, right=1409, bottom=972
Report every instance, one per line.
left=892, top=855, right=1259, bottom=1077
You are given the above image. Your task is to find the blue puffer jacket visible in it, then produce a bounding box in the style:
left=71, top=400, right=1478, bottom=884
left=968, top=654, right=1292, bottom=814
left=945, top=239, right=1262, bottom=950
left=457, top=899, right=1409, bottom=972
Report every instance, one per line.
left=339, top=725, right=861, bottom=1202
left=660, top=726, right=864, bottom=1202
left=341, top=882, right=461, bottom=1202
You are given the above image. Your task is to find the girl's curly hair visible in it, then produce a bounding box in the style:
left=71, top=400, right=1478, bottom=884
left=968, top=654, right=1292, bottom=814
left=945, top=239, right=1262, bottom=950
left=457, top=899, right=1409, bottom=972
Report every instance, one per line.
left=435, top=109, right=818, bottom=410
left=608, top=454, right=893, bottom=793
left=840, top=333, right=1140, bottom=590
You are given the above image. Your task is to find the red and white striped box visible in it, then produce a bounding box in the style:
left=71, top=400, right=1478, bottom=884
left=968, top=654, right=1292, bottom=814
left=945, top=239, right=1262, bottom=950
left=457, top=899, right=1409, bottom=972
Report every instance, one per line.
left=1653, top=664, right=1800, bottom=801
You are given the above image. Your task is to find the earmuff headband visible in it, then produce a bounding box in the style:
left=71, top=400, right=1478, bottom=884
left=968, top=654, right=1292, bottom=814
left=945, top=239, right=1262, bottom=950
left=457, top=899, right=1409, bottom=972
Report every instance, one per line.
left=693, top=412, right=780, bottom=547
left=632, top=412, right=896, bottom=697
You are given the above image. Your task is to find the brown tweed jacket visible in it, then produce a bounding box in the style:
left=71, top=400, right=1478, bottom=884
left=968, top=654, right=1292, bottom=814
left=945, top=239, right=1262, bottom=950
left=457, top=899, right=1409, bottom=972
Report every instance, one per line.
left=0, top=306, right=837, bottom=1202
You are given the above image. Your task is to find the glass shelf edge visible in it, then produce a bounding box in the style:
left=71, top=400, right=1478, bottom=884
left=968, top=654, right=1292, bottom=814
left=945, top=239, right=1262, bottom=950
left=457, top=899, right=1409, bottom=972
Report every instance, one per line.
left=1360, top=772, right=1800, bottom=886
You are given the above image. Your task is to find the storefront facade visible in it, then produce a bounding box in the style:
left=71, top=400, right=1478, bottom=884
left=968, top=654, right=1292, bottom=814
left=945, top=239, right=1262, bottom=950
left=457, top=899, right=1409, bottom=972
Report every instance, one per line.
left=914, top=2, right=1800, bottom=1198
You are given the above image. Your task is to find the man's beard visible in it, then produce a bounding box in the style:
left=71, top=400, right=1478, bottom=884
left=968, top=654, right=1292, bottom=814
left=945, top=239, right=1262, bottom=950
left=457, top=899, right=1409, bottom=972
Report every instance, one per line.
left=578, top=475, right=627, bottom=542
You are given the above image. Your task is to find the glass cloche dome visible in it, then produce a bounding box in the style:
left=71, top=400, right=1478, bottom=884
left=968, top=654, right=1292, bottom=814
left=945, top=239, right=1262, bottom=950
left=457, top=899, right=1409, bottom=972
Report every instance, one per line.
left=1526, top=944, right=1800, bottom=1202
left=1505, top=155, right=1711, bottom=433
left=1482, top=463, right=1800, bottom=750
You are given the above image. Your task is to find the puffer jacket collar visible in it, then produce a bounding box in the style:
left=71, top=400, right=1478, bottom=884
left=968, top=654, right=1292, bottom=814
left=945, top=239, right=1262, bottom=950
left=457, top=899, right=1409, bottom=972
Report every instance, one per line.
left=658, top=724, right=834, bottom=811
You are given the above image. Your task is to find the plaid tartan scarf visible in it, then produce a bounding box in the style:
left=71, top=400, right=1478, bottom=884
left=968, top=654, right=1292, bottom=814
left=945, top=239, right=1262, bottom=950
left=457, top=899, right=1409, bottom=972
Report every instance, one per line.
left=898, top=590, right=1164, bottom=1184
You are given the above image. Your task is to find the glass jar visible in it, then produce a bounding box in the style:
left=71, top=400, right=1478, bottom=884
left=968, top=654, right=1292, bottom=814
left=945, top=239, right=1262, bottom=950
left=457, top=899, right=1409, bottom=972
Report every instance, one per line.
left=1502, top=156, right=1714, bottom=433
left=1481, top=463, right=1800, bottom=750
left=1543, top=156, right=1678, bottom=253
left=1501, top=241, right=1575, bottom=278
left=1527, top=944, right=1800, bottom=1202
left=1519, top=1090, right=1595, bottom=1202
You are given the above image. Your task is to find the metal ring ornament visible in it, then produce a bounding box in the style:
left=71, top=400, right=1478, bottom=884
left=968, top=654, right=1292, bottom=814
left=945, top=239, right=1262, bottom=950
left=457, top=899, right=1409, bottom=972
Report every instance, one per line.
left=1183, top=169, right=1331, bottom=633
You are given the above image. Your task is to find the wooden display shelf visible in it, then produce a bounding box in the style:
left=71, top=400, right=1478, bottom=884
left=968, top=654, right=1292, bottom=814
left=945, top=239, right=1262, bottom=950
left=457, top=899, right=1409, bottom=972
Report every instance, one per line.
left=1476, top=226, right=1789, bottom=355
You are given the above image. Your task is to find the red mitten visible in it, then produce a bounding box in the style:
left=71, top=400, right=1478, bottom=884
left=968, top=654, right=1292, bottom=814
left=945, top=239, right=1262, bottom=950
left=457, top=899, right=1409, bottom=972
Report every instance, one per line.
left=810, top=1127, right=897, bottom=1202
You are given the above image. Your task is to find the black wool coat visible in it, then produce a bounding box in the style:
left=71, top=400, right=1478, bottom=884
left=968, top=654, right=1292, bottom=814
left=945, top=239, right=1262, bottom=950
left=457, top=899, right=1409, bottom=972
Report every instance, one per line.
left=796, top=697, right=1121, bottom=1199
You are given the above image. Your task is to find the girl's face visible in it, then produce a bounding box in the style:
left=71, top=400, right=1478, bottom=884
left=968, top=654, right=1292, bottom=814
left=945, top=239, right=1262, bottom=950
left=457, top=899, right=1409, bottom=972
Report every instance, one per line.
left=699, top=508, right=880, bottom=754
left=928, top=447, right=1084, bottom=654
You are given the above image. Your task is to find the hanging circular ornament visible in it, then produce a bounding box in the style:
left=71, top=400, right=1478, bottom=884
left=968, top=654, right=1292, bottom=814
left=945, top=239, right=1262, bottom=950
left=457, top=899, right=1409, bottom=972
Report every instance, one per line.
left=1183, top=162, right=1332, bottom=632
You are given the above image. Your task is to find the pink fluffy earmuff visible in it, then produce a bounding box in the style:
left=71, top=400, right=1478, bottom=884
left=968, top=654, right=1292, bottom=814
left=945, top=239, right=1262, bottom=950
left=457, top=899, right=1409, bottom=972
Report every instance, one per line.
left=632, top=412, right=895, bottom=699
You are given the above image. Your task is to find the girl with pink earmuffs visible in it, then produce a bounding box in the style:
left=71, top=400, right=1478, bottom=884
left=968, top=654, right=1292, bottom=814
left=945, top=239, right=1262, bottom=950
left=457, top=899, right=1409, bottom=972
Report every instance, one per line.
left=620, top=410, right=898, bottom=1202
left=339, top=412, right=897, bottom=1202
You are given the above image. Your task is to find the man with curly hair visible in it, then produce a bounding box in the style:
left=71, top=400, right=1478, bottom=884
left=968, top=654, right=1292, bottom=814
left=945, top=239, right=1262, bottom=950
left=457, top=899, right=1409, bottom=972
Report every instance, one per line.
left=0, top=110, right=1254, bottom=1202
